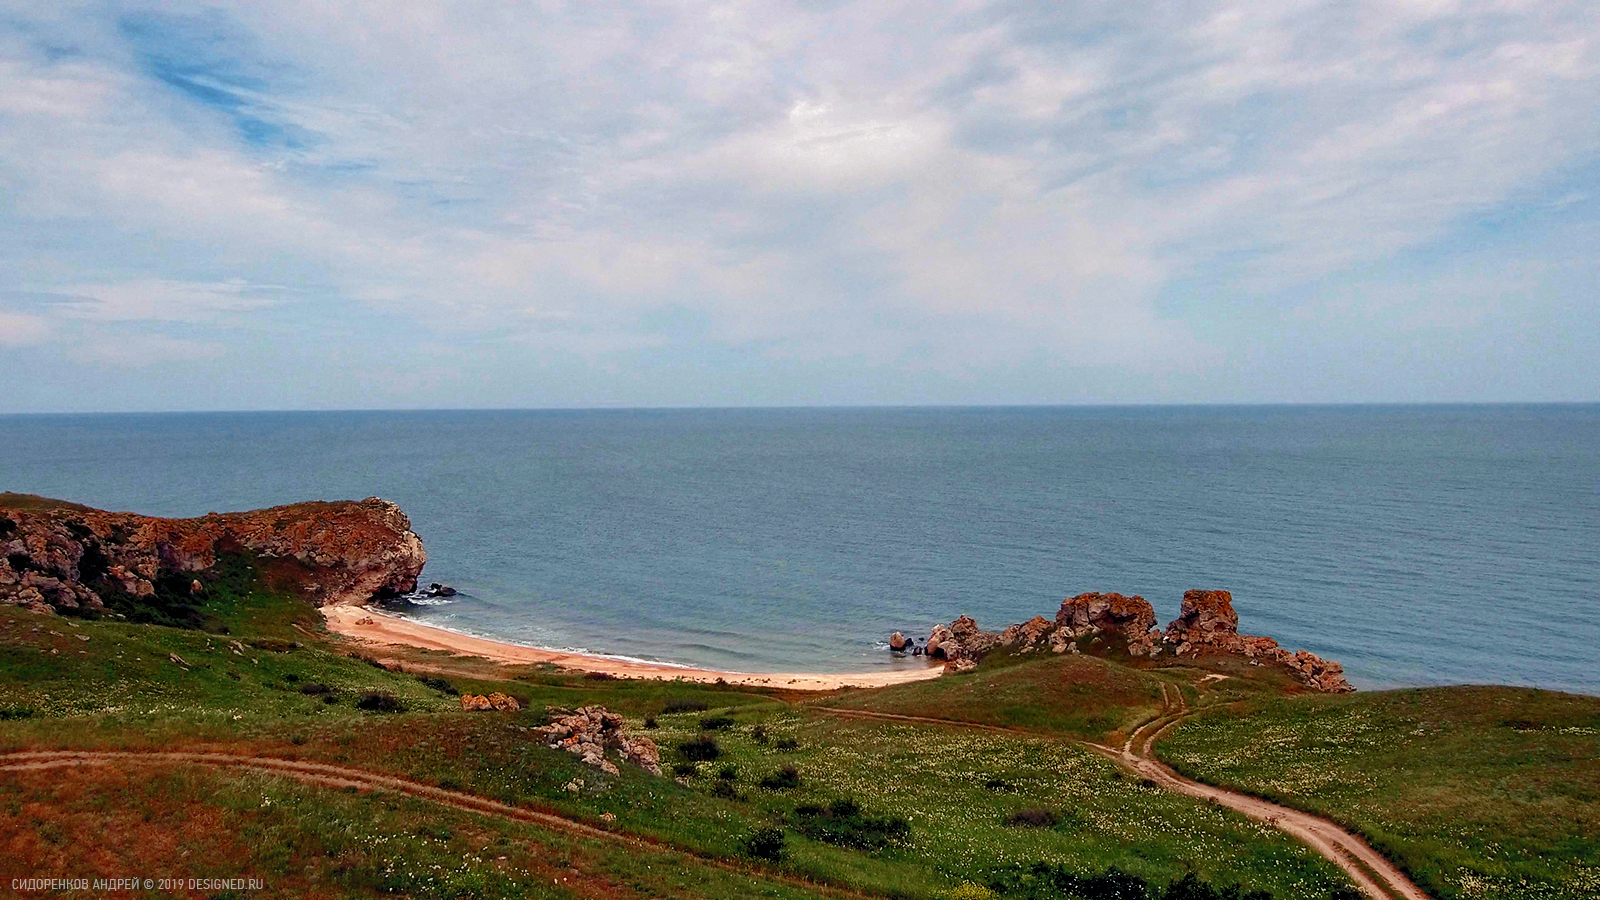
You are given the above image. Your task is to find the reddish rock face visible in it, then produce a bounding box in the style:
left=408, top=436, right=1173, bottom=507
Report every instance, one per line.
left=1055, top=592, right=1158, bottom=638
left=1166, top=589, right=1239, bottom=640
left=0, top=493, right=426, bottom=615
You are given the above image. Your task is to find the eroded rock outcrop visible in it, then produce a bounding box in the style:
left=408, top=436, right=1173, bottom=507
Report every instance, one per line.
left=533, top=706, right=662, bottom=776
left=925, top=587, right=1353, bottom=692
left=1163, top=589, right=1351, bottom=692
left=0, top=493, right=426, bottom=617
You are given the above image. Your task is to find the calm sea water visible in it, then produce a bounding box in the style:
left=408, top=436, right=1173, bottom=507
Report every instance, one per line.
left=1, top=406, right=1595, bottom=694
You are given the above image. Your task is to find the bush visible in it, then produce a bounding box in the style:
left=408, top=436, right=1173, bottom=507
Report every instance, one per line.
left=355, top=692, right=406, bottom=713
left=758, top=764, right=801, bottom=791
left=643, top=716, right=658, bottom=729
left=984, top=777, right=1013, bottom=792
left=773, top=737, right=799, bottom=751
left=751, top=724, right=768, bottom=744
left=678, top=735, right=721, bottom=761
left=1004, top=808, right=1060, bottom=828
left=584, top=671, right=616, bottom=681
left=742, top=827, right=786, bottom=862
left=298, top=682, right=332, bottom=695
left=662, top=700, right=709, bottom=714
left=672, top=762, right=699, bottom=778
left=794, top=798, right=910, bottom=850
left=717, top=764, right=738, bottom=780
left=699, top=715, right=736, bottom=731
left=710, top=779, right=741, bottom=800
left=247, top=638, right=297, bottom=653
left=417, top=676, right=458, bottom=696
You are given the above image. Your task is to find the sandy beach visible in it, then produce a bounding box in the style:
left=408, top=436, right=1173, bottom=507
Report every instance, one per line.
left=322, top=605, right=944, bottom=691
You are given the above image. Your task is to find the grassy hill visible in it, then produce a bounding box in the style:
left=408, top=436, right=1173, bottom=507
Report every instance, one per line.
left=2, top=551, right=1594, bottom=900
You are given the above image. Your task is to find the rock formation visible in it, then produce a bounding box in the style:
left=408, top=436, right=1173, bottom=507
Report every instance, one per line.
left=888, top=631, right=909, bottom=651
left=1055, top=592, right=1158, bottom=639
left=925, top=587, right=1353, bottom=693
left=461, top=692, right=520, bottom=712
left=533, top=706, right=662, bottom=776
left=1163, top=589, right=1351, bottom=692
left=1165, top=589, right=1238, bottom=640
left=0, top=493, right=426, bottom=617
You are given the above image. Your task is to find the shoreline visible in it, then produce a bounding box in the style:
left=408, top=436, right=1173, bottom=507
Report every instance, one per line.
left=321, top=605, right=944, bottom=691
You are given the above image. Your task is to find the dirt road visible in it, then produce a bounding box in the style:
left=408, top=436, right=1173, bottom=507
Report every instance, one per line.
left=817, top=695, right=1431, bottom=900
left=0, top=749, right=872, bottom=900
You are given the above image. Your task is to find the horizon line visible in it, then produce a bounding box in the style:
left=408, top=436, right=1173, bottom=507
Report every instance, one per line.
left=4, top=400, right=1599, bottom=417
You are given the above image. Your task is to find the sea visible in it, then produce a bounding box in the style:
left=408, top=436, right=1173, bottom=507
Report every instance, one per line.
left=1, top=406, right=1595, bottom=694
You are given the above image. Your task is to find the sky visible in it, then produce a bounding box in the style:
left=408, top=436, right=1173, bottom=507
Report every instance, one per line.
left=1, top=0, right=1597, bottom=412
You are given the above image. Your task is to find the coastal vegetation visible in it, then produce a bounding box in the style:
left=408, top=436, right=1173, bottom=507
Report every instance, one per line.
left=2, top=495, right=1596, bottom=900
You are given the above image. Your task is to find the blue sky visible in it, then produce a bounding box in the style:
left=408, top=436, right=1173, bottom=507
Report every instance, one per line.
left=1, top=0, right=1597, bottom=411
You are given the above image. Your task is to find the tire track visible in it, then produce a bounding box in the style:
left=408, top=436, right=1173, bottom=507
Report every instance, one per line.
left=0, top=749, right=878, bottom=900
left=814, top=697, right=1431, bottom=900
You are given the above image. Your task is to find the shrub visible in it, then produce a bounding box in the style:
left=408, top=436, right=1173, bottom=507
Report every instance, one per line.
left=672, top=762, right=699, bottom=778
left=0, top=706, right=35, bottom=721
left=298, top=682, right=332, bottom=695
left=355, top=692, right=406, bottom=713
left=417, top=676, right=458, bottom=696
left=758, top=764, right=801, bottom=791
left=717, top=764, right=738, bottom=780
left=773, top=737, right=799, bottom=751
left=1005, top=808, right=1060, bottom=828
left=662, top=700, right=709, bottom=714
left=699, top=714, right=736, bottom=731
left=643, top=716, right=659, bottom=729
left=282, top=673, right=300, bottom=683
left=984, top=777, right=1013, bottom=792
left=794, top=798, right=910, bottom=850
left=247, top=638, right=297, bottom=653
left=742, top=827, right=786, bottom=862
left=678, top=735, right=721, bottom=761
left=710, top=779, right=741, bottom=800
left=584, top=671, right=616, bottom=681
left=751, top=724, right=768, bottom=744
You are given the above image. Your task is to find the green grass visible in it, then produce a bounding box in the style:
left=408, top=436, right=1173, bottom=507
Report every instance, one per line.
left=818, top=651, right=1168, bottom=741
left=5, top=556, right=1595, bottom=900
left=1159, top=687, right=1600, bottom=900
left=0, top=761, right=841, bottom=899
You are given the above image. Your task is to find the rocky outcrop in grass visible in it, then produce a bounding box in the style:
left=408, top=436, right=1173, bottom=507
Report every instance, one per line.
left=534, top=706, right=663, bottom=776
left=927, top=588, right=1353, bottom=692
left=0, top=493, right=426, bottom=620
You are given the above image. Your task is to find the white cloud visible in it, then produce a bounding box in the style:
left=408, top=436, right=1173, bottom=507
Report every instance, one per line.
left=0, top=313, right=50, bottom=346
left=1, top=0, right=1598, bottom=406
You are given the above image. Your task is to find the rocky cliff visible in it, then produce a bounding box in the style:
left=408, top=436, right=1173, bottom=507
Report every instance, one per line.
left=925, top=588, right=1353, bottom=692
left=0, top=493, right=426, bottom=620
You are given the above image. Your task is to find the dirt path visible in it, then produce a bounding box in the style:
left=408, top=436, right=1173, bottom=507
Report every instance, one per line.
left=0, top=749, right=874, bottom=900
left=814, top=699, right=1431, bottom=900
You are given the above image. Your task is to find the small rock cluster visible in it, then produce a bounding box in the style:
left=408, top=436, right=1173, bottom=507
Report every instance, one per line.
left=533, top=706, right=662, bottom=776
left=922, top=589, right=1353, bottom=692
left=460, top=692, right=520, bottom=711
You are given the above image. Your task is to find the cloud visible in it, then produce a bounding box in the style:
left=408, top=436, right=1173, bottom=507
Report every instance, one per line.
left=1, top=0, right=1598, bottom=408
left=0, top=313, right=50, bottom=346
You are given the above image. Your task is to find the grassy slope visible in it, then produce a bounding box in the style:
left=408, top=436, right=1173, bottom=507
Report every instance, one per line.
left=2, top=762, right=839, bottom=900
left=1158, top=688, right=1600, bottom=900
left=0, top=558, right=1361, bottom=900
